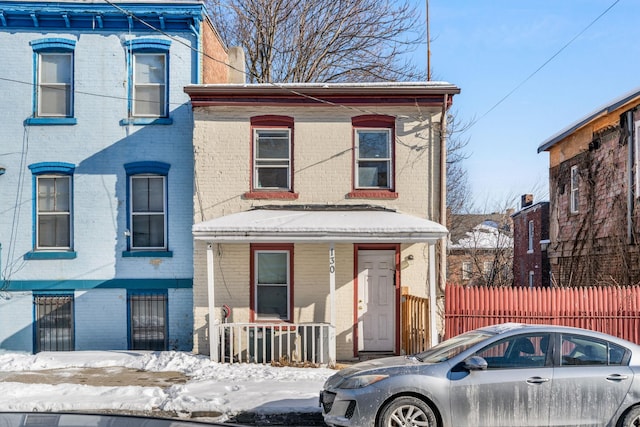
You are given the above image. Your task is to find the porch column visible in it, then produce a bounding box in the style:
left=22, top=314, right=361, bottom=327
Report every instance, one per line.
left=329, top=242, right=336, bottom=362
left=429, top=243, right=438, bottom=346
left=207, top=243, right=219, bottom=362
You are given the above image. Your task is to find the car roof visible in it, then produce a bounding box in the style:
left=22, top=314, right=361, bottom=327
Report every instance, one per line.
left=475, top=323, right=640, bottom=347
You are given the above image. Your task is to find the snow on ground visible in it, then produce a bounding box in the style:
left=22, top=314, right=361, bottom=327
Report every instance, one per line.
left=0, top=350, right=337, bottom=421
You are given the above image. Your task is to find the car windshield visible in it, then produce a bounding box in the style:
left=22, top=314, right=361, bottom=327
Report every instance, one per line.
left=414, top=331, right=493, bottom=363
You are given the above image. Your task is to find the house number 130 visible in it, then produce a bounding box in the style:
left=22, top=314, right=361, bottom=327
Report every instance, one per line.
left=329, top=247, right=335, bottom=273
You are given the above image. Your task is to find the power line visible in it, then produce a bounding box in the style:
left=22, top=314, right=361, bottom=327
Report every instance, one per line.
left=471, top=0, right=621, bottom=128
left=101, top=0, right=398, bottom=118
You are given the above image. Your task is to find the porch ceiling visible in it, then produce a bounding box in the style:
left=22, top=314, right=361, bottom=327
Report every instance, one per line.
left=192, top=207, right=448, bottom=243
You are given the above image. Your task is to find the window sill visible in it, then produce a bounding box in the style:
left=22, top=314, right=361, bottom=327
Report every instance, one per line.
left=244, top=191, right=299, bottom=200
left=347, top=190, right=398, bottom=199
left=24, top=251, right=77, bottom=260
left=24, top=117, right=77, bottom=126
left=122, top=250, right=173, bottom=258
left=120, top=117, right=173, bottom=126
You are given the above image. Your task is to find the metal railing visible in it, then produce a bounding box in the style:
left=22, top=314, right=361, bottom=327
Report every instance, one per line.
left=212, top=322, right=335, bottom=365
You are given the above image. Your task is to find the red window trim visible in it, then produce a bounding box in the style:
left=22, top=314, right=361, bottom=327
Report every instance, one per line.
left=347, top=190, right=398, bottom=199
left=249, top=243, right=294, bottom=323
left=250, top=115, right=295, bottom=195
left=351, top=114, right=396, bottom=193
left=244, top=191, right=299, bottom=200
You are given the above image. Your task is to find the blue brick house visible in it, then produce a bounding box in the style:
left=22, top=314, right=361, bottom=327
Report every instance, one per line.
left=0, top=0, right=233, bottom=352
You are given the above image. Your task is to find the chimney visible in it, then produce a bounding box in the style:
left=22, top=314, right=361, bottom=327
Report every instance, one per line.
left=227, top=46, right=246, bottom=84
left=521, top=194, right=533, bottom=208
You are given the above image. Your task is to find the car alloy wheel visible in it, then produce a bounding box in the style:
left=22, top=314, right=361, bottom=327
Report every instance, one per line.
left=622, top=406, right=640, bottom=427
left=378, top=396, right=437, bottom=427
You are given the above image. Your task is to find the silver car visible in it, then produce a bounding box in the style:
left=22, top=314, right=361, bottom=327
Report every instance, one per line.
left=320, top=323, right=640, bottom=427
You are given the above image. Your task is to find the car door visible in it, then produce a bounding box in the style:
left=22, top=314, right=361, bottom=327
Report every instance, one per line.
left=449, top=333, right=553, bottom=427
left=549, top=333, right=632, bottom=426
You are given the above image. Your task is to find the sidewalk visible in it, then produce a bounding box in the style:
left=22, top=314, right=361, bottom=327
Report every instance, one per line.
left=0, top=351, right=335, bottom=426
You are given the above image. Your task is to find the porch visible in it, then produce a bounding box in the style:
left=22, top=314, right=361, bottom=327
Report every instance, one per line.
left=193, top=206, right=447, bottom=364
left=211, top=293, right=431, bottom=365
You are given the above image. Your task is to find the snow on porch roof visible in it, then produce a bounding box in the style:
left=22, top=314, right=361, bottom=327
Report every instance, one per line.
left=192, top=205, right=448, bottom=243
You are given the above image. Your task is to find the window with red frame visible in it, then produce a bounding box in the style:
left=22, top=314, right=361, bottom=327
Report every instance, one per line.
left=252, top=245, right=292, bottom=321
left=251, top=116, right=294, bottom=192
left=352, top=115, right=395, bottom=191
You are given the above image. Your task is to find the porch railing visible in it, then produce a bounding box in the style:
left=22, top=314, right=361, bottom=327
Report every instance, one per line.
left=212, top=322, right=335, bottom=365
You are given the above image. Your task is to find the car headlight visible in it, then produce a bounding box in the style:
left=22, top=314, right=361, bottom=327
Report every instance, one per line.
left=339, top=374, right=389, bottom=389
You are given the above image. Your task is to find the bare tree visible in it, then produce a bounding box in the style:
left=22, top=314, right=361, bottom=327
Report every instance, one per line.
left=448, top=211, right=514, bottom=287
left=446, top=111, right=473, bottom=217
left=207, top=0, right=425, bottom=83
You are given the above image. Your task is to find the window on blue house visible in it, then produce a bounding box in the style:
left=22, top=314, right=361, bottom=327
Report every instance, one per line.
left=129, top=291, right=167, bottom=351
left=35, top=294, right=74, bottom=352
left=133, top=53, right=167, bottom=117
left=29, top=39, right=76, bottom=125
left=124, top=162, right=170, bottom=253
left=123, top=39, right=171, bottom=123
left=28, top=162, right=75, bottom=254
left=37, top=175, right=71, bottom=248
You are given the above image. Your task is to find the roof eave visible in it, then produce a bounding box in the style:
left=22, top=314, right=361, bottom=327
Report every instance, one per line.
left=538, top=87, right=640, bottom=153
left=193, top=231, right=447, bottom=244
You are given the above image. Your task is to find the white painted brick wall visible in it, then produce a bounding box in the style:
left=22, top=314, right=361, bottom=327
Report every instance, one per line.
left=191, top=105, right=443, bottom=359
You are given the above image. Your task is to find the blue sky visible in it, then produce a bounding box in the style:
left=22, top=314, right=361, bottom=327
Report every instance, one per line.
left=412, top=0, right=638, bottom=211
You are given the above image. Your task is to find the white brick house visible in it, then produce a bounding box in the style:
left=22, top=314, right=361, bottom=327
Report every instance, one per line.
left=185, top=82, right=460, bottom=363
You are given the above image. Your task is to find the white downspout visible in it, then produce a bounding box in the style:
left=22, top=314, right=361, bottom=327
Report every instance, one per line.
left=207, top=243, right=218, bottom=361
left=438, top=94, right=449, bottom=343
left=429, top=244, right=438, bottom=346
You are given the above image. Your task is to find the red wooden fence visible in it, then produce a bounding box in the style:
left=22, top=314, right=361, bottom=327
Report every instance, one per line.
left=445, top=285, right=640, bottom=344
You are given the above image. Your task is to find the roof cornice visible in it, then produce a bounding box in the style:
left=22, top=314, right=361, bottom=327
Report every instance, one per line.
left=0, top=1, right=205, bottom=31
left=184, top=82, right=461, bottom=108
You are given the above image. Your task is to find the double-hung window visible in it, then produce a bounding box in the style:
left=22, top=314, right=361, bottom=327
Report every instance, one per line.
left=254, top=129, right=291, bottom=189
left=27, top=162, right=75, bottom=258
left=570, top=165, right=579, bottom=214
left=123, top=39, right=171, bottom=125
left=247, top=116, right=296, bottom=198
left=28, top=38, right=76, bottom=125
left=251, top=244, right=293, bottom=321
left=462, top=261, right=472, bottom=280
left=528, top=220, right=534, bottom=252
left=351, top=115, right=396, bottom=197
left=124, top=162, right=170, bottom=253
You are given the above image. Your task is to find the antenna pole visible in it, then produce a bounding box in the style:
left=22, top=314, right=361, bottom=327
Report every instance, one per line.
left=426, top=0, right=431, bottom=81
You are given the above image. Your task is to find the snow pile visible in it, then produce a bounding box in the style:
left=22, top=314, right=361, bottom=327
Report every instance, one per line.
left=0, top=350, right=336, bottom=420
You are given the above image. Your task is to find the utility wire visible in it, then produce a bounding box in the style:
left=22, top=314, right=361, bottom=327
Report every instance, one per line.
left=471, top=0, right=621, bottom=128
left=101, top=0, right=399, bottom=118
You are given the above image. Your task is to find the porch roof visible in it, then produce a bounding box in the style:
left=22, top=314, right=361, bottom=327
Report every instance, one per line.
left=192, top=206, right=448, bottom=243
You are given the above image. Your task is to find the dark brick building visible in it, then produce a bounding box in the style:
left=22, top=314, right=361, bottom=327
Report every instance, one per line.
left=538, top=88, right=640, bottom=287
left=511, top=195, right=550, bottom=287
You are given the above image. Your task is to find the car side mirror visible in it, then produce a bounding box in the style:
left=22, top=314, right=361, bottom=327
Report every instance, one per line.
left=464, top=356, right=488, bottom=371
